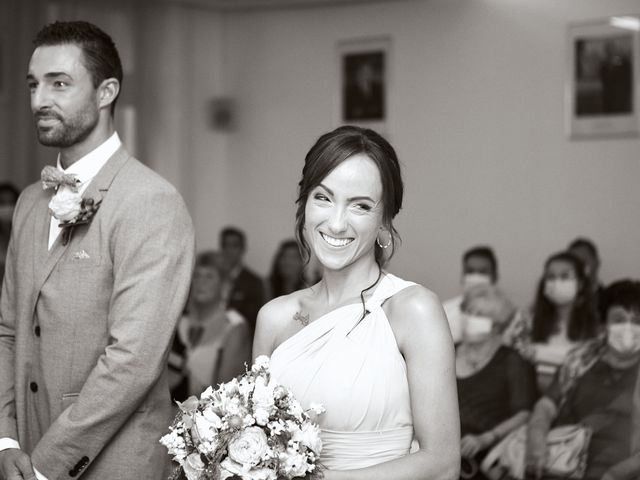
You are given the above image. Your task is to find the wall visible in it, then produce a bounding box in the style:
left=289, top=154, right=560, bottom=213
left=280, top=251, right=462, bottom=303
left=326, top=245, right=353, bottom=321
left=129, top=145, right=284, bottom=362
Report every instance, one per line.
left=1, top=0, right=639, bottom=307
left=220, top=0, right=640, bottom=306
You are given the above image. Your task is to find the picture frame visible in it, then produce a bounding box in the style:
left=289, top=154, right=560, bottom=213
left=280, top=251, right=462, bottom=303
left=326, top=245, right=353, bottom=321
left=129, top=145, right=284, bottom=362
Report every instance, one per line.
left=566, top=16, right=640, bottom=139
left=336, top=36, right=391, bottom=133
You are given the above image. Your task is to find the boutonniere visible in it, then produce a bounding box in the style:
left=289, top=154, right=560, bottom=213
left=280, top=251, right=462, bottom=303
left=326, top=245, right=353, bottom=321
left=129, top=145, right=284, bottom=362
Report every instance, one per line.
left=49, top=194, right=102, bottom=246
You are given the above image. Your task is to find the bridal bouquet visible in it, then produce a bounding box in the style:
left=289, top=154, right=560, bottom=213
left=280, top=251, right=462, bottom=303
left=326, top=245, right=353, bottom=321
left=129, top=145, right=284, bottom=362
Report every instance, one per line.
left=160, top=355, right=324, bottom=480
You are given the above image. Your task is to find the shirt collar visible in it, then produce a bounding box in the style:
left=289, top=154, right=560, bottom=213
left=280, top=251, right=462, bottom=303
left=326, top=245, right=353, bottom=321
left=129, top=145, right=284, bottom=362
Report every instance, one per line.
left=56, top=132, right=122, bottom=185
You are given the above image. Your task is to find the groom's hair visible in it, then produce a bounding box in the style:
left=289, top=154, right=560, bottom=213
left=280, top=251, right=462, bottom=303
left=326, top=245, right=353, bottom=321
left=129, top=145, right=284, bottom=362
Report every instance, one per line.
left=33, top=20, right=123, bottom=115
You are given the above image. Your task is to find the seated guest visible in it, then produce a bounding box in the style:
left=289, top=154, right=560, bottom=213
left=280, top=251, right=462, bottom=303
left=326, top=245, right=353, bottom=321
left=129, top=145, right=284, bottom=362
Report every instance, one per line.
left=504, top=251, right=600, bottom=390
left=525, top=280, right=640, bottom=480
left=457, top=285, right=538, bottom=479
left=568, top=236, right=605, bottom=320
left=0, top=182, right=20, bottom=287
left=169, top=250, right=251, bottom=401
left=218, top=226, right=266, bottom=336
left=267, top=239, right=307, bottom=299
left=444, top=245, right=498, bottom=344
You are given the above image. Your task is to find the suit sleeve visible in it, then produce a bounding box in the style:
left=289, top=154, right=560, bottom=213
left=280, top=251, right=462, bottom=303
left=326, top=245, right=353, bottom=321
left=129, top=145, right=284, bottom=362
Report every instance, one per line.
left=30, top=187, right=195, bottom=478
left=0, top=193, right=26, bottom=441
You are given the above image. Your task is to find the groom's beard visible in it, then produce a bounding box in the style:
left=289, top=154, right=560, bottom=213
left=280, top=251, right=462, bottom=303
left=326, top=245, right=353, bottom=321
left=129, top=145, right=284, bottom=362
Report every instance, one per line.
left=34, top=104, right=99, bottom=148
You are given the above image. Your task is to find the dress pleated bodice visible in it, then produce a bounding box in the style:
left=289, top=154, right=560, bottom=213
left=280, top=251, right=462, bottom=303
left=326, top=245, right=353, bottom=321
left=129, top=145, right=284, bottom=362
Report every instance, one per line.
left=269, top=273, right=416, bottom=470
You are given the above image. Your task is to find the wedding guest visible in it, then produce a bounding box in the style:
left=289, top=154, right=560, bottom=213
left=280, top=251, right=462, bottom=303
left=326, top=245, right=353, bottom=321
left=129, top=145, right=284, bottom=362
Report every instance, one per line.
left=457, top=285, right=537, bottom=479
left=525, top=280, right=640, bottom=480
left=219, top=226, right=265, bottom=335
left=254, top=125, right=460, bottom=479
left=443, top=246, right=498, bottom=344
left=0, top=21, right=195, bottom=480
left=504, top=251, right=600, bottom=390
left=0, top=183, right=20, bottom=287
left=169, top=251, right=251, bottom=402
left=568, top=237, right=605, bottom=319
left=267, top=239, right=307, bottom=299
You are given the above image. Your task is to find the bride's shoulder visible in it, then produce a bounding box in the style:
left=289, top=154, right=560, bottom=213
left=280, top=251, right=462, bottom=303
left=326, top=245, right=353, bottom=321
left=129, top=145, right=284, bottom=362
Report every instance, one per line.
left=385, top=279, right=448, bottom=332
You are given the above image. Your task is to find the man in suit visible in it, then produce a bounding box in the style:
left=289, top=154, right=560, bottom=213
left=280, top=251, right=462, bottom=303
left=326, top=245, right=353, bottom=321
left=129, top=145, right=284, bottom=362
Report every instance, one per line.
left=219, top=227, right=265, bottom=336
left=0, top=21, right=195, bottom=479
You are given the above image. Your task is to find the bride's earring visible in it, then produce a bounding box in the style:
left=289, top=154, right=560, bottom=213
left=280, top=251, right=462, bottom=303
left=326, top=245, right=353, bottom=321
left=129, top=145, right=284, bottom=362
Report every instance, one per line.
left=376, top=230, right=392, bottom=249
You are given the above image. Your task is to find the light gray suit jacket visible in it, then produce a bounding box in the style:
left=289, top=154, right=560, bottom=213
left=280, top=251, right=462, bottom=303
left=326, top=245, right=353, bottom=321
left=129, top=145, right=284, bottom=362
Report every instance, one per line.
left=0, top=147, right=195, bottom=479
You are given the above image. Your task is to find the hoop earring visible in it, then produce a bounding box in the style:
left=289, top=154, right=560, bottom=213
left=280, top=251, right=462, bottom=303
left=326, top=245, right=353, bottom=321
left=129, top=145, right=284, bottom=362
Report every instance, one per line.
left=376, top=231, right=392, bottom=249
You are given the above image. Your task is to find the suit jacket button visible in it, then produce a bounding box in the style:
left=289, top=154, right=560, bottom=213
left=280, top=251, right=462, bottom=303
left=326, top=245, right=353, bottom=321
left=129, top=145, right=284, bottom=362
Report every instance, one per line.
left=34, top=326, right=41, bottom=337
left=30, top=382, right=38, bottom=392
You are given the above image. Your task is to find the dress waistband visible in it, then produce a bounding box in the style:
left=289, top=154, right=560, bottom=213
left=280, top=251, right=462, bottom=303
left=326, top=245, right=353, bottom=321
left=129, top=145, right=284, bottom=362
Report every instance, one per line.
left=320, top=426, right=413, bottom=470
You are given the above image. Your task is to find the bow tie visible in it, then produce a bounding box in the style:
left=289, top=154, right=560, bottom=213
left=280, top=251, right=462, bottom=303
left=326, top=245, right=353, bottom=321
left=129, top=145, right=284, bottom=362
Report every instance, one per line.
left=41, top=165, right=79, bottom=191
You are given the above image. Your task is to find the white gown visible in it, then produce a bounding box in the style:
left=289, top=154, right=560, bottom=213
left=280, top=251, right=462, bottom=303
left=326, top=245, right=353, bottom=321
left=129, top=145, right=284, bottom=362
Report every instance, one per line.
left=270, top=273, right=415, bottom=470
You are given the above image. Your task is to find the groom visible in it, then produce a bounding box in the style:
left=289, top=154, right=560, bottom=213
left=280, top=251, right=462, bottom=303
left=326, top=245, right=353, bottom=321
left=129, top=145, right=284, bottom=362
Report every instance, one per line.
left=0, top=21, right=195, bottom=479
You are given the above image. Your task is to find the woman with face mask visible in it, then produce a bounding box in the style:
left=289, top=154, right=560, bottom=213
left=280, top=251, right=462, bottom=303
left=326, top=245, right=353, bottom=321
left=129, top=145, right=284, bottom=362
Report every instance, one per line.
left=504, top=251, right=600, bottom=391
left=525, top=280, right=640, bottom=480
left=456, top=285, right=538, bottom=479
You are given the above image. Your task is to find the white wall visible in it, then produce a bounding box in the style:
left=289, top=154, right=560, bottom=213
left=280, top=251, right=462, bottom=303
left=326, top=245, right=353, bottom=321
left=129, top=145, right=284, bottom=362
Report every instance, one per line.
left=216, top=0, right=640, bottom=306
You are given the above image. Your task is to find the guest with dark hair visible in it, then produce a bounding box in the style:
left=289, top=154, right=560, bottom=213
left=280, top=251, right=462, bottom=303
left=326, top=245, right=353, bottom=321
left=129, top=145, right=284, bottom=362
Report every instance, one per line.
left=218, top=226, right=265, bottom=336
left=0, top=183, right=20, bottom=287
left=456, top=285, right=537, bottom=479
left=505, top=251, right=600, bottom=390
left=568, top=236, right=605, bottom=319
left=526, top=280, right=640, bottom=480
left=443, top=246, right=499, bottom=344
left=169, top=250, right=251, bottom=402
left=267, top=239, right=307, bottom=299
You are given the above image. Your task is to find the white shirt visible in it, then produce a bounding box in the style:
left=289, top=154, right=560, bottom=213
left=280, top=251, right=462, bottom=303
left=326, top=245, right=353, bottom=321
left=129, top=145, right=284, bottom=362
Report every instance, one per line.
left=0, top=133, right=121, bottom=479
left=48, top=132, right=121, bottom=249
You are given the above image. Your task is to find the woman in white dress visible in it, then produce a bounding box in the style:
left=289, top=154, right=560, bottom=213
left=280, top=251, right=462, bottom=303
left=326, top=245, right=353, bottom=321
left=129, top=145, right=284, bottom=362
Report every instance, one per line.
left=253, top=126, right=460, bottom=479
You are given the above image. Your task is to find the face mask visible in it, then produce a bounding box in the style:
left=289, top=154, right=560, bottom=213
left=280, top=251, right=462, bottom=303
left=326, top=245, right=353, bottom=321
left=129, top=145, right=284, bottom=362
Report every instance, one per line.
left=463, top=315, right=494, bottom=343
left=462, top=273, right=492, bottom=292
left=544, top=279, right=578, bottom=305
left=607, top=323, right=640, bottom=355
left=0, top=205, right=13, bottom=224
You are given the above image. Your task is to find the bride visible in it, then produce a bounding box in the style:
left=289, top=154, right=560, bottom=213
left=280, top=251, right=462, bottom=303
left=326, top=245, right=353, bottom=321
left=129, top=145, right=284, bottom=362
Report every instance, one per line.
left=253, top=126, right=460, bottom=479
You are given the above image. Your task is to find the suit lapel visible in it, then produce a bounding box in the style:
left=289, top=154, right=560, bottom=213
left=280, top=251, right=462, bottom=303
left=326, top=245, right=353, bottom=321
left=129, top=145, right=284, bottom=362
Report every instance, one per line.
left=30, top=147, right=131, bottom=309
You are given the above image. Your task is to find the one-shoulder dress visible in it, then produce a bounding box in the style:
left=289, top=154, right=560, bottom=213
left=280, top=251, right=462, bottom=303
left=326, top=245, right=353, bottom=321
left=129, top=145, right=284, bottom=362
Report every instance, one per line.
left=270, top=273, right=416, bottom=470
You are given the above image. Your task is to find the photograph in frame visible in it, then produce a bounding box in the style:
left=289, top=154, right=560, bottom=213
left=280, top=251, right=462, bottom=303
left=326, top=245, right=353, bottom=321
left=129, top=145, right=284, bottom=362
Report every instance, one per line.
left=336, top=36, right=391, bottom=133
left=567, top=16, right=640, bottom=139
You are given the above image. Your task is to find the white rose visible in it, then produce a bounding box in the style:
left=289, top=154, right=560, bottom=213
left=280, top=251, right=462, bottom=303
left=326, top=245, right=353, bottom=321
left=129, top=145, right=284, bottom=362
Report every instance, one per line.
left=279, top=447, right=309, bottom=478
left=227, top=426, right=269, bottom=467
left=183, top=452, right=206, bottom=480
left=220, top=458, right=276, bottom=480
left=293, top=422, right=323, bottom=454
left=48, top=188, right=82, bottom=221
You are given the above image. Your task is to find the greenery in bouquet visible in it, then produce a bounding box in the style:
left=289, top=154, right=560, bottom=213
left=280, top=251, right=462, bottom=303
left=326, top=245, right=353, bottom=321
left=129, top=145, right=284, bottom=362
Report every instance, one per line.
left=161, top=355, right=325, bottom=480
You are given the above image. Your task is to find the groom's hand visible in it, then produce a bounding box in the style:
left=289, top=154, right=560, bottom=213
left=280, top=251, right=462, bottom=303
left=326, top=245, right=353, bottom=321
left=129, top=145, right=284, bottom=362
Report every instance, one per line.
left=0, top=448, right=36, bottom=480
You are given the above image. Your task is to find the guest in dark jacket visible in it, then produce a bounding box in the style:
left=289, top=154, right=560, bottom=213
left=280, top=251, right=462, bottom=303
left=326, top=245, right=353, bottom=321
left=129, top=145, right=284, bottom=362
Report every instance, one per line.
left=219, top=226, right=265, bottom=335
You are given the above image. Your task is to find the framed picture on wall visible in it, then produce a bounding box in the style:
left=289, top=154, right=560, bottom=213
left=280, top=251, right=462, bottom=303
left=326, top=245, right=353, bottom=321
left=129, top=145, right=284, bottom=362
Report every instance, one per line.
left=567, top=16, right=640, bottom=139
left=336, top=36, right=391, bottom=132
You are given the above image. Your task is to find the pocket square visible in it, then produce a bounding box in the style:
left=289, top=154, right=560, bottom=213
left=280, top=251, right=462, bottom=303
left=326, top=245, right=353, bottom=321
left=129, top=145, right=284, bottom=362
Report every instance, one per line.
left=72, top=249, right=91, bottom=260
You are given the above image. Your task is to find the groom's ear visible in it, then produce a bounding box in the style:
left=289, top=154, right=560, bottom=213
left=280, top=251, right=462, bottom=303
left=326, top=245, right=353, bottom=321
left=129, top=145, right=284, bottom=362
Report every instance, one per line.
left=98, top=78, right=120, bottom=111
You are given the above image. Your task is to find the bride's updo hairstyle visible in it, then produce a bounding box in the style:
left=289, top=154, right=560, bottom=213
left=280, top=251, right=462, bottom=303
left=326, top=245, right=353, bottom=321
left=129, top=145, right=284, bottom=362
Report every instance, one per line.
left=295, top=125, right=404, bottom=267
